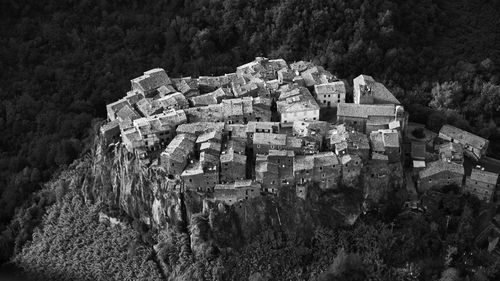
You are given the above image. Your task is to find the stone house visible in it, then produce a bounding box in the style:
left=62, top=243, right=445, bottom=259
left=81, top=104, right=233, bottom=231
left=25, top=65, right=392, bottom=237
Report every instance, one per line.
left=369, top=129, right=401, bottom=163
left=184, top=104, right=223, bottom=123
left=131, top=68, right=171, bottom=97
left=189, top=88, right=232, bottom=107
left=255, top=161, right=279, bottom=193
left=312, top=152, right=341, bottom=189
left=252, top=97, right=272, bottom=122
left=464, top=168, right=499, bottom=202
left=341, top=154, right=363, bottom=188
left=160, top=134, right=196, bottom=177
left=157, top=84, right=177, bottom=97
left=439, top=125, right=489, bottom=161
left=438, top=142, right=464, bottom=164
left=107, top=99, right=130, bottom=121
left=224, top=139, right=246, bottom=155
left=277, top=87, right=320, bottom=123
left=277, top=68, right=295, bottom=84
left=417, top=160, right=464, bottom=192
left=293, top=156, right=315, bottom=185
left=121, top=127, right=143, bottom=153
left=300, top=66, right=335, bottom=87
left=220, top=149, right=247, bottom=183
left=181, top=160, right=219, bottom=192
left=133, top=109, right=187, bottom=151
left=314, top=81, right=346, bottom=108
left=155, top=92, right=189, bottom=110
left=197, top=76, right=222, bottom=93
left=212, top=180, right=261, bottom=205
left=337, top=103, right=407, bottom=134
left=353, top=74, right=400, bottom=105
left=100, top=120, right=120, bottom=143
left=252, top=133, right=287, bottom=155
left=346, top=130, right=370, bottom=161
left=136, top=98, right=163, bottom=117
left=265, top=150, right=295, bottom=185
left=176, top=122, right=225, bottom=136
left=221, top=97, right=254, bottom=124
left=175, top=78, right=199, bottom=98
left=293, top=121, right=330, bottom=151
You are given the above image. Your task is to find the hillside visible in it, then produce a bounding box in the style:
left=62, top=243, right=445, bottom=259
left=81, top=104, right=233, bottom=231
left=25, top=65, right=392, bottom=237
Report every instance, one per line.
left=0, top=0, right=500, bottom=280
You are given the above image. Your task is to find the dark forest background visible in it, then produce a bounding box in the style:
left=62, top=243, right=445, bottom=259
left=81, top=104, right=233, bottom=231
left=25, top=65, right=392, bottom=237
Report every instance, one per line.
left=1, top=0, right=500, bottom=267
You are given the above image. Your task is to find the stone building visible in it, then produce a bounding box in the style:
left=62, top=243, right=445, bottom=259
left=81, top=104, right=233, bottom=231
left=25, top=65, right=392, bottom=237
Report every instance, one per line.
left=337, top=103, right=407, bottom=134
left=253, top=133, right=287, bottom=155
left=417, top=160, right=464, bottom=192
left=353, top=74, right=400, bottom=105
left=277, top=87, right=320, bottom=123
left=438, top=142, right=464, bottom=164
left=370, top=129, right=401, bottom=163
left=212, top=180, right=261, bottom=205
left=439, top=125, right=489, bottom=161
left=131, top=68, right=171, bottom=97
left=255, top=161, right=279, bottom=193
left=181, top=160, right=219, bottom=192
left=464, top=168, right=499, bottom=202
left=220, top=149, right=247, bottom=183
left=160, top=134, right=196, bottom=177
left=314, top=81, right=346, bottom=108
left=341, top=154, right=363, bottom=188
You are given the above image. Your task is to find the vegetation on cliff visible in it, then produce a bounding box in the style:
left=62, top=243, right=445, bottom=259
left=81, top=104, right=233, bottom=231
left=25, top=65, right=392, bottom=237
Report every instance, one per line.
left=2, top=0, right=500, bottom=247
left=13, top=192, right=163, bottom=281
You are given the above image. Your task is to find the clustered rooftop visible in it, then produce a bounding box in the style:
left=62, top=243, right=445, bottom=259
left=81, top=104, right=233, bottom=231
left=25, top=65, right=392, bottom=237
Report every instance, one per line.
left=101, top=57, right=499, bottom=207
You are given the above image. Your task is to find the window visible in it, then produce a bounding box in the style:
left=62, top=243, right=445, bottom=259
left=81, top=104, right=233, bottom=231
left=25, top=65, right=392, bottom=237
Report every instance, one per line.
left=319, top=167, right=323, bottom=170
left=429, top=178, right=432, bottom=182
left=189, top=179, right=192, bottom=183
left=171, top=163, right=174, bottom=166
left=322, top=174, right=325, bottom=178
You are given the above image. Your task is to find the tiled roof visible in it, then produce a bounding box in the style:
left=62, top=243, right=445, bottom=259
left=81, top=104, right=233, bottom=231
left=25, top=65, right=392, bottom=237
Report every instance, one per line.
left=439, top=125, right=488, bottom=149
left=337, top=103, right=397, bottom=118
left=314, top=151, right=339, bottom=166
left=419, top=160, right=464, bottom=179
left=470, top=169, right=499, bottom=184
left=314, top=81, right=346, bottom=95
left=196, top=130, right=222, bottom=143
left=161, top=134, right=196, bottom=162
left=253, top=133, right=287, bottom=146
left=293, top=156, right=315, bottom=172
left=155, top=92, right=189, bottom=109
left=220, top=149, right=247, bottom=164
left=131, top=68, right=171, bottom=92
left=176, top=122, right=225, bottom=135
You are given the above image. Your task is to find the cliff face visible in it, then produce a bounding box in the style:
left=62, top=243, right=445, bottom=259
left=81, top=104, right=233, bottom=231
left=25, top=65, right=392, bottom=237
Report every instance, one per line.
left=83, top=137, right=192, bottom=230
left=82, top=137, right=362, bottom=254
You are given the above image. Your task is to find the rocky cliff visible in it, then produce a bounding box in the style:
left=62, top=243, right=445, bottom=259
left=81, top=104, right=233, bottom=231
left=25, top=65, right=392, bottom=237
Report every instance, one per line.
left=81, top=136, right=362, bottom=260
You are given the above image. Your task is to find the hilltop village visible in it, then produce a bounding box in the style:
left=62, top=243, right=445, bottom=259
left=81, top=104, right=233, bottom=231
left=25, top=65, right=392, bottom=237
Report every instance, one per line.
left=101, top=57, right=500, bottom=258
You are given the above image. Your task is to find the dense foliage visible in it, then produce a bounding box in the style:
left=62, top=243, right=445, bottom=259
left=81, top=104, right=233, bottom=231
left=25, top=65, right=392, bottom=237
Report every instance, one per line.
left=13, top=192, right=162, bottom=281
left=1, top=0, right=500, bottom=273
left=154, top=190, right=500, bottom=280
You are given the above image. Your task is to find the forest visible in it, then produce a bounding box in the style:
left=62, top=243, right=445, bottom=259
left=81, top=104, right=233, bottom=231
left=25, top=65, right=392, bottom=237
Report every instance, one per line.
left=1, top=0, right=500, bottom=278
